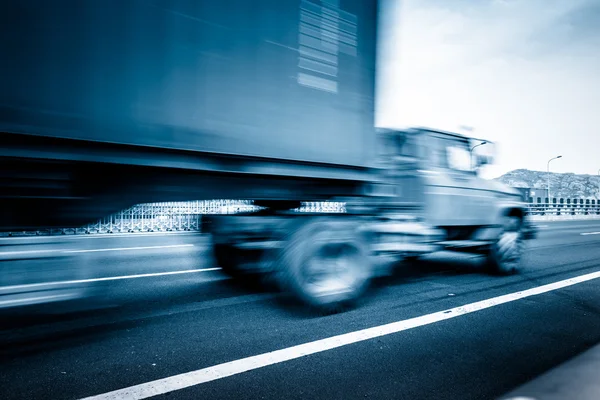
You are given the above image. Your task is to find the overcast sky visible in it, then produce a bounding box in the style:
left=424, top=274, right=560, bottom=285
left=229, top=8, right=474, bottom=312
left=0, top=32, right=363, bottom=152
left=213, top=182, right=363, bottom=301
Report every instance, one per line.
left=375, top=0, right=600, bottom=178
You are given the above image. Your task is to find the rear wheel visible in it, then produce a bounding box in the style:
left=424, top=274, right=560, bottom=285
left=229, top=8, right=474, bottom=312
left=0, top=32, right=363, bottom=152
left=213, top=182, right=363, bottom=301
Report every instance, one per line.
left=275, top=217, right=373, bottom=313
left=485, top=216, right=523, bottom=275
left=208, top=215, right=263, bottom=279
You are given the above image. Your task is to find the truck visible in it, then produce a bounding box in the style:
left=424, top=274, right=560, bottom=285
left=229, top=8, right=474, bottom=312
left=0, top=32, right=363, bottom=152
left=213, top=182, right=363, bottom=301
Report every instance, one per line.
left=0, top=0, right=532, bottom=312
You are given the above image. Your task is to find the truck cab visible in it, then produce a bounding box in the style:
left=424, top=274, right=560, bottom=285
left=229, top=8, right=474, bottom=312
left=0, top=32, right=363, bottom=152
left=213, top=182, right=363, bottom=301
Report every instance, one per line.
left=413, top=128, right=523, bottom=226
left=375, top=127, right=529, bottom=270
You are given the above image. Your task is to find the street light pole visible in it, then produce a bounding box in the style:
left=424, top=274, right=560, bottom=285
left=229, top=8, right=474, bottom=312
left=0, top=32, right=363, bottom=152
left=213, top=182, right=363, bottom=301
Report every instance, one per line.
left=547, top=155, right=562, bottom=200
left=470, top=141, right=487, bottom=169
left=597, top=169, right=600, bottom=200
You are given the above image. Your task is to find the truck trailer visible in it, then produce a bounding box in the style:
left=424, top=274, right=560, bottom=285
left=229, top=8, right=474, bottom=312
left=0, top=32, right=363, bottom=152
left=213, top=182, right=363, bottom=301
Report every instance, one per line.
left=0, top=0, right=531, bottom=312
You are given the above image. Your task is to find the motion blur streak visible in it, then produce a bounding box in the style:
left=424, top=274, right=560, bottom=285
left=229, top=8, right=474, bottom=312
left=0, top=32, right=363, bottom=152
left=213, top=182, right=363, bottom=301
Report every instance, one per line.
left=0, top=267, right=221, bottom=293
left=0, top=293, right=75, bottom=307
left=0, top=233, right=209, bottom=309
left=64, top=244, right=195, bottom=253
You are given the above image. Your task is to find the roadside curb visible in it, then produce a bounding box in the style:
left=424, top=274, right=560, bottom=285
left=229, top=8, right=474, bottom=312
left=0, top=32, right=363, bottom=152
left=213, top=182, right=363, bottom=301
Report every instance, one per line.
left=500, top=342, right=600, bottom=400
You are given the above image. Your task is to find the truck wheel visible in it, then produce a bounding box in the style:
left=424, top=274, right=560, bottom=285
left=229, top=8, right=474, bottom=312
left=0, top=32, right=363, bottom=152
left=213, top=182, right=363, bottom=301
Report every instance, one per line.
left=213, top=243, right=244, bottom=279
left=276, top=217, right=373, bottom=313
left=485, top=216, right=523, bottom=275
left=403, top=254, right=421, bottom=264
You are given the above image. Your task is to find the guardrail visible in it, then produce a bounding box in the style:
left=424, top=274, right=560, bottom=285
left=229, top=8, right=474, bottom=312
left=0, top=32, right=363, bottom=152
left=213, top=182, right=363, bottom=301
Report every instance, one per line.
left=1, top=200, right=346, bottom=237
left=3, top=198, right=597, bottom=237
left=525, top=199, right=600, bottom=216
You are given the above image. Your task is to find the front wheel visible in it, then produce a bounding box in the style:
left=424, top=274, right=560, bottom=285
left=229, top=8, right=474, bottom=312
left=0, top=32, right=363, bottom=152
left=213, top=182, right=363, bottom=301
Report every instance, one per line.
left=485, top=216, right=523, bottom=275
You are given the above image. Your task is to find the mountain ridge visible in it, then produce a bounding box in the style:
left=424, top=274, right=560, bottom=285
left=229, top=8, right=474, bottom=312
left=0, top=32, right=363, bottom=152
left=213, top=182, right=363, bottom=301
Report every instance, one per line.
left=496, top=169, right=600, bottom=199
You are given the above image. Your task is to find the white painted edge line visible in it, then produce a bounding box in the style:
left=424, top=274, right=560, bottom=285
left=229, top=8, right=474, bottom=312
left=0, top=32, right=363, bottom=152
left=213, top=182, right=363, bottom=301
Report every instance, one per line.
left=0, top=231, right=202, bottom=241
left=580, top=232, right=600, bottom=236
left=64, top=244, right=196, bottom=253
left=0, top=249, right=64, bottom=256
left=80, top=269, right=600, bottom=400
left=0, top=293, right=77, bottom=307
left=0, top=244, right=197, bottom=258
left=0, top=267, right=221, bottom=292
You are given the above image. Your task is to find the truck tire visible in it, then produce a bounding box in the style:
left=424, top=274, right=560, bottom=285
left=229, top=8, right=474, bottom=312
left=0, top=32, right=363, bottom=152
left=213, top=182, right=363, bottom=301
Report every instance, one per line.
left=485, top=216, right=523, bottom=275
left=403, top=254, right=421, bottom=264
left=275, top=217, right=373, bottom=313
left=213, top=243, right=245, bottom=279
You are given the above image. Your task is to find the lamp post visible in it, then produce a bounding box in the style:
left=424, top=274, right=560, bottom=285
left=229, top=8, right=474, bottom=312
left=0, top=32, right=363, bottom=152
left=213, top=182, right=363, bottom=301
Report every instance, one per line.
left=547, top=155, right=562, bottom=200
left=470, top=141, right=487, bottom=169
left=597, top=169, right=600, bottom=201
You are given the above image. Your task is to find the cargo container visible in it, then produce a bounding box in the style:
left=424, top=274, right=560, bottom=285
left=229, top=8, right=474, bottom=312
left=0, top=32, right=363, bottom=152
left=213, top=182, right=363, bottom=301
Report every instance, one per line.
left=0, top=0, right=381, bottom=230
left=1, top=0, right=377, bottom=166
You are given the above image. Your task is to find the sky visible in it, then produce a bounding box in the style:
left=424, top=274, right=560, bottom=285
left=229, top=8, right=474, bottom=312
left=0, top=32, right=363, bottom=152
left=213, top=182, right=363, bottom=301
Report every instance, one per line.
left=375, top=0, right=600, bottom=178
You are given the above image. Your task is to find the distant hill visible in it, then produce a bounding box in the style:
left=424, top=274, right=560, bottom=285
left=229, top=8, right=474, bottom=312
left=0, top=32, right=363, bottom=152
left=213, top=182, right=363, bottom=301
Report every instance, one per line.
left=496, top=169, right=600, bottom=199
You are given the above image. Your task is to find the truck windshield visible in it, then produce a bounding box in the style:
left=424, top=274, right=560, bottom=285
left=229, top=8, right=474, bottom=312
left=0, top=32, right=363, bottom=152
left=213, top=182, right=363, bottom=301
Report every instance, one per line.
left=428, top=135, right=472, bottom=172
left=447, top=145, right=472, bottom=172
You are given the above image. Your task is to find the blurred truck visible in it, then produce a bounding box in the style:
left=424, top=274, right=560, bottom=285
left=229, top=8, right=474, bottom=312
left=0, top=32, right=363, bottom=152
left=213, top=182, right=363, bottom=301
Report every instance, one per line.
left=0, top=0, right=531, bottom=311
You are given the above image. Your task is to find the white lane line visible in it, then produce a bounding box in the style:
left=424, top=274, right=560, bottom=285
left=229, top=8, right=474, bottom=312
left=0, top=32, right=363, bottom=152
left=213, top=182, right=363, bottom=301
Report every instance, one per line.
left=80, top=270, right=600, bottom=400
left=0, top=249, right=64, bottom=256
left=64, top=244, right=196, bottom=253
left=0, top=244, right=197, bottom=258
left=0, top=268, right=221, bottom=292
left=0, top=293, right=77, bottom=307
left=0, top=232, right=201, bottom=241
left=580, top=232, right=600, bottom=236
left=0, top=244, right=195, bottom=260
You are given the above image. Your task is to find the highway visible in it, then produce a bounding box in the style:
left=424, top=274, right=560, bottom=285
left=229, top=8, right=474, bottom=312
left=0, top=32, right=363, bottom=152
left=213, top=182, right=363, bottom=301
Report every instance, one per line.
left=1, top=220, right=599, bottom=400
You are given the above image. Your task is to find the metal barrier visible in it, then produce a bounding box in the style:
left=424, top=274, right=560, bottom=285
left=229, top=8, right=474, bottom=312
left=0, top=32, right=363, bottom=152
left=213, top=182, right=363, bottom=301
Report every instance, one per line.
left=79, top=200, right=257, bottom=234
left=9, top=196, right=598, bottom=237
left=3, top=200, right=347, bottom=237
left=525, top=198, right=600, bottom=216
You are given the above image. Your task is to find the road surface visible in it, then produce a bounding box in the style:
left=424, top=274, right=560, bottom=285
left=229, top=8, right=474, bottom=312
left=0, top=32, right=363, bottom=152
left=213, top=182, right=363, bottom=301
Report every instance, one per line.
left=1, top=220, right=599, bottom=400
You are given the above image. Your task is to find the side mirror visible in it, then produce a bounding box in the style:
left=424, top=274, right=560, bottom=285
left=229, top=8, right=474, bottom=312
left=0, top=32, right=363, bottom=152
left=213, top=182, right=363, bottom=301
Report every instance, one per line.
left=475, top=154, right=493, bottom=167
left=470, top=140, right=496, bottom=167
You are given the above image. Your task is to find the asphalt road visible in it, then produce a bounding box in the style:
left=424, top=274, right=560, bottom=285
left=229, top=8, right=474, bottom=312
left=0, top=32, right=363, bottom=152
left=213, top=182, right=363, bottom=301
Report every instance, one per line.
left=1, top=221, right=599, bottom=400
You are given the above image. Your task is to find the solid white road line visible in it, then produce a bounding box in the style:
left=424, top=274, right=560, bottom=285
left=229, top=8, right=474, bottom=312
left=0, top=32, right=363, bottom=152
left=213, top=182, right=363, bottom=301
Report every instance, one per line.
left=0, top=268, right=222, bottom=292
left=580, top=232, right=600, bottom=236
left=0, top=249, right=64, bottom=256
left=0, top=293, right=76, bottom=307
left=0, top=231, right=201, bottom=241
left=80, top=270, right=600, bottom=400
left=64, top=244, right=196, bottom=253
left=0, top=244, right=197, bottom=258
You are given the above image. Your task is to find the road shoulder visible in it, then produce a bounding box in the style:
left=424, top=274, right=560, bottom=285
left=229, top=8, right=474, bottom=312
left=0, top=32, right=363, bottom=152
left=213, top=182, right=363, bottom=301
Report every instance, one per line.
left=501, top=342, right=600, bottom=400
